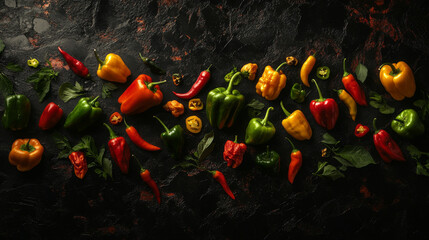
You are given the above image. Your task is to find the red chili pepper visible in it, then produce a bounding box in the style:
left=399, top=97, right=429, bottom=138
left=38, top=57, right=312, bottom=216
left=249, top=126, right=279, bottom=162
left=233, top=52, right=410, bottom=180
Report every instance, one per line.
left=39, top=102, right=63, bottom=130
left=309, top=79, right=339, bottom=130
left=223, top=135, right=247, bottom=168
left=355, top=123, right=369, bottom=138
left=103, top=123, right=130, bottom=174
left=372, top=118, right=405, bottom=163
left=58, top=46, right=90, bottom=78
left=285, top=137, right=302, bottom=184
left=68, top=151, right=88, bottom=179
left=123, top=118, right=161, bottom=151
left=172, top=65, right=211, bottom=99
left=342, top=58, right=367, bottom=106
left=133, top=155, right=161, bottom=204
left=209, top=170, right=235, bottom=200
left=109, top=112, right=123, bottom=125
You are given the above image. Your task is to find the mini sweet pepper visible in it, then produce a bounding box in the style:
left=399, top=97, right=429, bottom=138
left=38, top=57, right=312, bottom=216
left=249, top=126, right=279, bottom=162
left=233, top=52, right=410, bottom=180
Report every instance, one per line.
left=94, top=49, right=131, bottom=83
left=280, top=101, right=312, bottom=141
left=256, top=62, right=287, bottom=100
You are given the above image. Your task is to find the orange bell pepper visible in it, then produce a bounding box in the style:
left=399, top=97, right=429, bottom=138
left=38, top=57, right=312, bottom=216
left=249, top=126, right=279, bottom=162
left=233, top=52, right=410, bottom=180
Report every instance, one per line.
left=378, top=61, right=416, bottom=101
left=118, top=74, right=166, bottom=115
left=9, top=138, right=44, bottom=172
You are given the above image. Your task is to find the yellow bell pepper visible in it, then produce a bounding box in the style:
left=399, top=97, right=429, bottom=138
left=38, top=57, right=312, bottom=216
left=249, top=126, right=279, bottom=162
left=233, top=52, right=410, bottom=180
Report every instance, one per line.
left=335, top=89, right=357, bottom=121
left=9, top=138, right=44, bottom=172
left=378, top=61, right=416, bottom=101
left=256, top=62, right=287, bottom=100
left=280, top=101, right=312, bottom=141
left=94, top=49, right=131, bottom=83
left=241, top=63, right=258, bottom=80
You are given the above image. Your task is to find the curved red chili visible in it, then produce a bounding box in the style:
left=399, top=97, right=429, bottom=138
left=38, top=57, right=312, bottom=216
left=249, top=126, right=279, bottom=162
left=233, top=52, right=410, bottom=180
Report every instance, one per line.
left=39, top=102, right=63, bottom=130
left=124, top=119, right=161, bottom=151
left=172, top=65, right=211, bottom=99
left=58, top=46, right=90, bottom=78
left=342, top=58, right=367, bottom=106
left=210, top=170, right=235, bottom=200
left=133, top=155, right=161, bottom=204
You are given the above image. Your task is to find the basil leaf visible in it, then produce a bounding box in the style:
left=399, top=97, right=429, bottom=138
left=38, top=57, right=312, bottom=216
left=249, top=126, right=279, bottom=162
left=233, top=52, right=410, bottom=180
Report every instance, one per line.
left=379, top=104, right=395, bottom=114
left=313, top=161, right=328, bottom=175
left=0, top=39, right=4, bottom=53
left=334, top=145, right=375, bottom=168
left=0, top=72, right=14, bottom=97
left=321, top=133, right=339, bottom=145
left=102, top=157, right=113, bottom=178
left=369, top=100, right=382, bottom=108
left=321, top=164, right=345, bottom=180
left=247, top=99, right=264, bottom=118
left=195, top=131, right=215, bottom=162
left=6, top=63, right=23, bottom=72
left=27, top=65, right=58, bottom=102
left=355, top=63, right=368, bottom=83
left=102, top=82, right=118, bottom=99
left=59, top=82, right=85, bottom=102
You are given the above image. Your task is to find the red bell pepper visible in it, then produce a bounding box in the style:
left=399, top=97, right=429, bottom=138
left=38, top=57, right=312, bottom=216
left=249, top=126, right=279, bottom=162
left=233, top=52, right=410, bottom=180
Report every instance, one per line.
left=39, top=102, right=63, bottom=130
left=103, top=123, right=130, bottom=174
left=355, top=123, right=369, bottom=138
left=68, top=151, right=88, bottom=179
left=223, top=135, right=247, bottom=168
left=342, top=58, right=367, bottom=106
left=372, top=118, right=405, bottom=163
left=309, top=79, right=339, bottom=130
left=58, top=46, right=90, bottom=79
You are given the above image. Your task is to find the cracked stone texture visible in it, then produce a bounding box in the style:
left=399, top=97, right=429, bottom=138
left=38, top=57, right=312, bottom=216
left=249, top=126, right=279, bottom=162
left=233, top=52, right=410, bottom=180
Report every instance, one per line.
left=1, top=0, right=429, bottom=239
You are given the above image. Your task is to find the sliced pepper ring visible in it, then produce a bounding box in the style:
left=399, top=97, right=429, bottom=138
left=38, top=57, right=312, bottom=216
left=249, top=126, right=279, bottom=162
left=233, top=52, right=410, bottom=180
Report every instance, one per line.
left=186, top=115, right=202, bottom=133
left=109, top=112, right=123, bottom=125
left=189, top=98, right=203, bottom=111
left=316, top=66, right=330, bottom=80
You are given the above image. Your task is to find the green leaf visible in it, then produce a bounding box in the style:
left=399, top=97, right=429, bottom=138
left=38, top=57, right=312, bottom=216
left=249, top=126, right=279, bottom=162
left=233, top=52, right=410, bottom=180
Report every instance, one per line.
left=101, top=82, right=118, bottom=99
left=5, top=63, right=23, bottom=72
left=58, top=82, right=85, bottom=102
left=0, top=39, right=4, bottom=53
left=321, top=164, right=345, bottom=181
left=333, top=145, right=376, bottom=168
left=0, top=72, right=14, bottom=97
left=321, top=133, right=339, bottom=145
left=57, top=149, right=71, bottom=159
left=184, top=155, right=198, bottom=164
left=379, top=104, right=395, bottom=114
left=369, top=100, right=382, bottom=108
left=247, top=99, right=265, bottom=118
left=355, top=63, right=368, bottom=83
left=195, top=131, right=215, bottom=162
left=51, top=132, right=72, bottom=151
left=413, top=99, right=426, bottom=109
left=369, top=91, right=395, bottom=114
left=102, top=158, right=113, bottom=178
left=27, top=66, right=58, bottom=102
left=369, top=91, right=382, bottom=101
left=87, top=162, right=97, bottom=168
left=407, top=145, right=422, bottom=159
left=313, top=161, right=328, bottom=175
left=416, top=162, right=429, bottom=176
left=172, top=161, right=198, bottom=169
left=97, top=147, right=106, bottom=165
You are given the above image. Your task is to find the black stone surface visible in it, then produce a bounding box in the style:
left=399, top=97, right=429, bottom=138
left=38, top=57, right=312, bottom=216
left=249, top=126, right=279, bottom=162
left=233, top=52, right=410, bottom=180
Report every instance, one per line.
left=1, top=0, right=429, bottom=239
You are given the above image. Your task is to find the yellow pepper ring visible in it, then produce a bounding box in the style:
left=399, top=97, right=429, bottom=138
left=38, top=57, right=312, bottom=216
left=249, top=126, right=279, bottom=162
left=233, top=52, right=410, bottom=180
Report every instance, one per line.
left=188, top=98, right=203, bottom=111
left=186, top=116, right=202, bottom=133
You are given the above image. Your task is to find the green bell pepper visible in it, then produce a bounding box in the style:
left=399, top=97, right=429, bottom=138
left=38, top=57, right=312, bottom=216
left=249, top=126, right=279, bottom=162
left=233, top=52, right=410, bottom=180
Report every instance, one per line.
left=290, top=83, right=306, bottom=103
left=64, top=96, right=102, bottom=132
left=255, top=145, right=280, bottom=173
left=2, top=94, right=31, bottom=131
left=206, top=72, right=245, bottom=129
left=245, top=107, right=276, bottom=145
left=153, top=116, right=184, bottom=158
left=391, top=109, right=425, bottom=139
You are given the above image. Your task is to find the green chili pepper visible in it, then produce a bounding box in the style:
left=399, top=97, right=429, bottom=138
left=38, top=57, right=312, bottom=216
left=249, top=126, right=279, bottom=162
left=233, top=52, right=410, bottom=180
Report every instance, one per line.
left=64, top=96, right=102, bottom=132
left=391, top=109, right=425, bottom=139
left=290, top=83, right=306, bottom=103
left=2, top=94, right=31, bottom=131
left=245, top=107, right=276, bottom=145
left=316, top=66, right=330, bottom=80
left=139, top=53, right=166, bottom=75
left=153, top=116, right=184, bottom=159
left=255, top=145, right=280, bottom=173
left=27, top=58, right=39, bottom=68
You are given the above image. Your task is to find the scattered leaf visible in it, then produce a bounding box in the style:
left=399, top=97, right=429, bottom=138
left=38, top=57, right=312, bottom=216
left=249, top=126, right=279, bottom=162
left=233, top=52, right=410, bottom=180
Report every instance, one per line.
left=321, top=133, right=340, bottom=145
left=333, top=145, right=375, bottom=168
left=5, top=63, right=23, bottom=72
left=0, top=72, right=14, bottom=97
left=59, top=81, right=85, bottom=102
left=27, top=63, right=58, bottom=102
left=247, top=99, right=264, bottom=118
left=355, top=63, right=368, bottom=83
left=102, top=82, right=118, bottom=99
left=369, top=91, right=395, bottom=115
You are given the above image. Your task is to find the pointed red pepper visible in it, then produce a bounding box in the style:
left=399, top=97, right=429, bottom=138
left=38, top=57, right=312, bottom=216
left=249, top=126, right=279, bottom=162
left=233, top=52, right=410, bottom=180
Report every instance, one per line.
left=58, top=46, right=90, bottom=78
left=354, top=123, right=369, bottom=138
left=124, top=118, right=161, bottom=151
left=133, top=155, right=161, bottom=204
left=285, top=137, right=302, bottom=184
left=342, top=58, right=367, bottom=106
left=309, top=79, right=339, bottom=130
left=209, top=170, right=235, bottom=200
left=173, top=65, right=211, bottom=99
left=39, top=102, right=63, bottom=130
left=103, top=123, right=130, bottom=174
left=372, top=118, right=405, bottom=163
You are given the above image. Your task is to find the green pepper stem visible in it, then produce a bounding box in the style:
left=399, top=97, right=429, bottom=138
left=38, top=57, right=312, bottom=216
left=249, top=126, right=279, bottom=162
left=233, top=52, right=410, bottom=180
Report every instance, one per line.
left=234, top=135, right=238, bottom=143
left=285, top=137, right=297, bottom=151
left=275, top=62, right=288, bottom=72
left=280, top=101, right=291, bottom=117
left=93, top=49, right=105, bottom=66
left=261, top=107, right=274, bottom=126
left=332, top=89, right=342, bottom=95
left=225, top=72, right=239, bottom=93
left=311, top=79, right=324, bottom=100
left=312, top=51, right=318, bottom=57
left=373, top=118, right=378, bottom=132
left=132, top=154, right=146, bottom=171
left=123, top=118, right=131, bottom=129
left=343, top=58, right=350, bottom=77
left=153, top=116, right=170, bottom=133
left=89, top=96, right=100, bottom=105
left=205, top=64, right=213, bottom=72
left=147, top=80, right=167, bottom=90
left=20, top=139, right=35, bottom=152
left=103, top=123, right=118, bottom=139
left=378, top=63, right=401, bottom=76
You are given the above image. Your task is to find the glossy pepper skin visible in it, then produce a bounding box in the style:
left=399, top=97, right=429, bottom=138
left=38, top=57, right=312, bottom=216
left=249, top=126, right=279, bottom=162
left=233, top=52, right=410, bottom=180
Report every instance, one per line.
left=373, top=118, right=405, bottom=163
left=27, top=58, right=39, bottom=68
left=378, top=61, right=416, bottom=101
left=2, top=94, right=31, bottom=131
left=342, top=58, right=367, bottom=106
left=309, top=79, right=339, bottom=130
left=163, top=100, right=184, bottom=117
left=255, top=145, right=280, bottom=173
left=285, top=137, right=302, bottom=184
left=334, top=89, right=357, bottom=121
left=223, top=136, right=247, bottom=168
left=185, top=115, right=202, bottom=133
left=173, top=65, right=211, bottom=99
left=124, top=119, right=161, bottom=151
left=64, top=96, right=102, bottom=132
left=256, top=62, right=287, bottom=100
left=58, top=46, right=90, bottom=78
left=39, top=102, right=63, bottom=130
left=206, top=73, right=245, bottom=129
left=109, top=112, right=123, bottom=125
left=118, top=74, right=166, bottom=115
left=134, top=155, right=161, bottom=204
left=280, top=101, right=312, bottom=141
left=300, top=53, right=316, bottom=87
left=355, top=124, right=369, bottom=138
left=94, top=49, right=131, bottom=83
left=68, top=151, right=87, bottom=179
left=391, top=109, right=425, bottom=139
left=153, top=116, right=184, bottom=159
left=245, top=107, right=276, bottom=145
left=241, top=63, right=258, bottom=80
left=290, top=83, right=306, bottom=103
left=104, top=123, right=130, bottom=174
left=139, top=53, right=166, bottom=75
left=9, top=139, right=44, bottom=172
left=210, top=170, right=235, bottom=200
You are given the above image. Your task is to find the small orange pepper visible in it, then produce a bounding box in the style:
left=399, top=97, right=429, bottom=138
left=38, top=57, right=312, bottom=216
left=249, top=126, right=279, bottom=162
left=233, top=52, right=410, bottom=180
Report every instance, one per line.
left=9, top=139, right=44, bottom=172
left=241, top=63, right=258, bottom=80
left=163, top=100, right=185, bottom=117
left=186, top=116, right=202, bottom=133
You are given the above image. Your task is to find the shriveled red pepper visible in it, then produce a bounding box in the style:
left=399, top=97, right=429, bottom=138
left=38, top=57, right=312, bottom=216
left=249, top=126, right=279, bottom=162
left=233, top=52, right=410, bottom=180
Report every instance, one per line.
left=309, top=79, right=339, bottom=130
left=109, top=112, right=123, bottom=125
left=124, top=118, right=161, bottom=151
left=103, top=123, right=130, bottom=174
left=342, top=58, right=367, bottom=106
left=68, top=151, right=88, bottom=179
left=173, top=65, right=211, bottom=99
left=58, top=46, right=90, bottom=78
left=285, top=137, right=302, bottom=184
left=209, top=170, right=235, bottom=200
left=39, top=102, right=63, bottom=130
left=223, top=135, right=247, bottom=168
left=133, top=155, right=161, bottom=204
left=372, top=118, right=405, bottom=163
left=355, top=124, right=369, bottom=138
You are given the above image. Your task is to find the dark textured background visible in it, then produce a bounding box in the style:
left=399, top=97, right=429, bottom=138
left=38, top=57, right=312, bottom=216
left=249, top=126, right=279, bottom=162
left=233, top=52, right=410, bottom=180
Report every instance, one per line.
left=1, top=0, right=429, bottom=239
